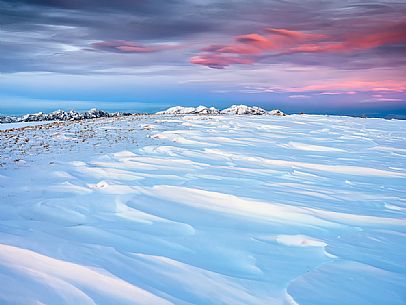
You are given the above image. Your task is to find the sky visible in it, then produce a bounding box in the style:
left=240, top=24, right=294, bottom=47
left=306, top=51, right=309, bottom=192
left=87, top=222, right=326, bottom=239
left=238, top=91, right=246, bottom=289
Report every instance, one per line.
left=0, top=0, right=405, bottom=116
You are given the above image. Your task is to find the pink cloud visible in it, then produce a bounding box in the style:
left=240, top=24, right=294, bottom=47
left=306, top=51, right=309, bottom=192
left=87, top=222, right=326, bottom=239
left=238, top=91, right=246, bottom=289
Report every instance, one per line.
left=191, top=28, right=331, bottom=68
left=290, top=22, right=406, bottom=53
left=235, top=33, right=274, bottom=46
left=319, top=91, right=358, bottom=95
left=248, top=80, right=406, bottom=95
left=265, top=28, right=328, bottom=40
left=294, top=80, right=406, bottom=92
left=374, top=98, right=403, bottom=102
left=191, top=22, right=406, bottom=68
left=346, top=22, right=406, bottom=49
left=198, top=28, right=329, bottom=60
left=290, top=43, right=344, bottom=53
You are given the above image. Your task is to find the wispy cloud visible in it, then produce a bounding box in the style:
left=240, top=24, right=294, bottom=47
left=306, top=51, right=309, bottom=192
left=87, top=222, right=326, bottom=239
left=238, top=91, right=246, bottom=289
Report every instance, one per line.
left=90, top=40, right=178, bottom=53
left=289, top=95, right=311, bottom=99
left=190, top=54, right=253, bottom=69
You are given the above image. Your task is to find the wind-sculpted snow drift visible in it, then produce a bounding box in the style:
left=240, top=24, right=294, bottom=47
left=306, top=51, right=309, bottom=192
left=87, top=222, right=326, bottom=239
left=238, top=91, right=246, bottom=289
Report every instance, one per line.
left=0, top=113, right=405, bottom=305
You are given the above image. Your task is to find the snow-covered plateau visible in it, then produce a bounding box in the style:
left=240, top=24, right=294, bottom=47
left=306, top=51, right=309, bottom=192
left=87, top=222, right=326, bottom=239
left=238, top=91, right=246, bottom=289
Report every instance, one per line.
left=0, top=111, right=405, bottom=305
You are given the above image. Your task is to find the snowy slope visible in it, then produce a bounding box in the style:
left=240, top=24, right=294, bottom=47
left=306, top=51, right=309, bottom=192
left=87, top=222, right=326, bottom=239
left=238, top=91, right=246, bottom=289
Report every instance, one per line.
left=0, top=114, right=405, bottom=305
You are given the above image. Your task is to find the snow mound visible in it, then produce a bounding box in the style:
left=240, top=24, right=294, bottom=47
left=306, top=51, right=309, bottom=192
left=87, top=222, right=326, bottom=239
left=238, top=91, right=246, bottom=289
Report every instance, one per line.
left=275, top=235, right=327, bottom=247
left=269, top=109, right=285, bottom=116
left=195, top=105, right=220, bottom=114
left=220, top=105, right=267, bottom=115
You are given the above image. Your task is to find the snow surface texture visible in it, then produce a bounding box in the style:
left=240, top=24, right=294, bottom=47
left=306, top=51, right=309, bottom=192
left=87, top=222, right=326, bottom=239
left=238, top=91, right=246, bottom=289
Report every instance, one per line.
left=0, top=113, right=405, bottom=305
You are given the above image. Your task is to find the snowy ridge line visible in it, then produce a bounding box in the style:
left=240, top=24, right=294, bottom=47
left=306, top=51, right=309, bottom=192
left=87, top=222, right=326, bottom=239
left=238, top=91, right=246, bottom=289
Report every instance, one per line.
left=0, top=105, right=285, bottom=124
left=156, top=105, right=285, bottom=116
left=0, top=108, right=134, bottom=124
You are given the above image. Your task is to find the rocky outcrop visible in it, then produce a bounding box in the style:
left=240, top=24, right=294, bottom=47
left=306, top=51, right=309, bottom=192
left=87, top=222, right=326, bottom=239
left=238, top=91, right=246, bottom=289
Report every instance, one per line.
left=0, top=108, right=132, bottom=124
left=0, top=115, right=18, bottom=124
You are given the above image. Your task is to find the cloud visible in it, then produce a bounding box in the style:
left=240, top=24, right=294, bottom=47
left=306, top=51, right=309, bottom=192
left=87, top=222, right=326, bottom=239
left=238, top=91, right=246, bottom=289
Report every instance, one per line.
left=374, top=97, right=403, bottom=102
left=289, top=95, right=311, bottom=99
left=345, top=22, right=406, bottom=49
left=293, top=80, right=406, bottom=93
left=190, top=54, right=253, bottom=69
left=235, top=33, right=273, bottom=46
left=237, top=75, right=406, bottom=95
left=291, top=22, right=406, bottom=53
left=90, top=40, right=176, bottom=53
left=319, top=92, right=341, bottom=95
left=290, top=43, right=343, bottom=53
left=265, top=28, right=328, bottom=40
left=202, top=44, right=261, bottom=55
left=1, top=0, right=405, bottom=74
left=190, top=27, right=333, bottom=68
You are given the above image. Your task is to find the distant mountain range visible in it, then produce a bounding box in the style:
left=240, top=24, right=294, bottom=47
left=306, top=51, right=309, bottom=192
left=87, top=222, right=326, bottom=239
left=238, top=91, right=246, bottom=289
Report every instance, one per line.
left=0, top=105, right=285, bottom=124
